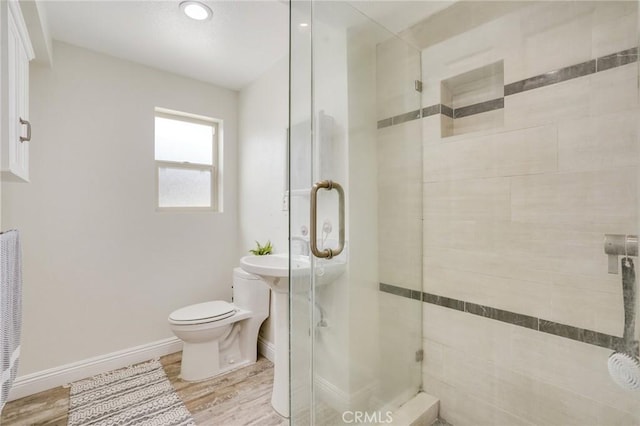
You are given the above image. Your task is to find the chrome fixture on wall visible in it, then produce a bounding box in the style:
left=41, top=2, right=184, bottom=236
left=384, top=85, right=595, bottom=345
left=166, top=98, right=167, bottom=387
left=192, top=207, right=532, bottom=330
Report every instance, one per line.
left=604, top=234, right=638, bottom=274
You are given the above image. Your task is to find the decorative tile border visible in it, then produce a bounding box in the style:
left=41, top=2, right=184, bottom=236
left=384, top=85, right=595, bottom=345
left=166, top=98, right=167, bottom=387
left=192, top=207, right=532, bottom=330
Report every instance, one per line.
left=379, top=282, right=628, bottom=352
left=376, top=117, right=393, bottom=129
left=454, top=97, right=504, bottom=119
left=377, top=99, right=497, bottom=129
left=380, top=282, right=412, bottom=299
left=377, top=46, right=639, bottom=129
left=440, top=104, right=453, bottom=119
left=421, top=104, right=443, bottom=118
left=597, top=47, right=638, bottom=72
left=377, top=109, right=421, bottom=129
left=504, top=60, right=596, bottom=96
left=422, top=292, right=464, bottom=311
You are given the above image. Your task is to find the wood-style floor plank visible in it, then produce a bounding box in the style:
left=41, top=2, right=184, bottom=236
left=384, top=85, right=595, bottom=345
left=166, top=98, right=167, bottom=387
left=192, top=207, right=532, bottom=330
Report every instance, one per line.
left=1, top=353, right=287, bottom=426
left=0, top=383, right=69, bottom=426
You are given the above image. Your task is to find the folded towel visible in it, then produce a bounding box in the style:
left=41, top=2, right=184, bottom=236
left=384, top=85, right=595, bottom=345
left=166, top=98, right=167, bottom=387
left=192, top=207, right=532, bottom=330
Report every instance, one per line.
left=0, top=230, right=22, bottom=410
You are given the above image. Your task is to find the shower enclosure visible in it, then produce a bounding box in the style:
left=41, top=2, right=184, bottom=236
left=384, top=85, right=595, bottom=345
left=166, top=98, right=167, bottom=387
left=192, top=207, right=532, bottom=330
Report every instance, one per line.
left=289, top=1, right=640, bottom=424
left=289, top=2, right=423, bottom=423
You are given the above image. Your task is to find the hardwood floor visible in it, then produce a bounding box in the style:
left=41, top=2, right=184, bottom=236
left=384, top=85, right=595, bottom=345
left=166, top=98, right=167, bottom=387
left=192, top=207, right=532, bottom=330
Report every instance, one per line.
left=1, top=353, right=287, bottom=426
left=1, top=383, right=68, bottom=426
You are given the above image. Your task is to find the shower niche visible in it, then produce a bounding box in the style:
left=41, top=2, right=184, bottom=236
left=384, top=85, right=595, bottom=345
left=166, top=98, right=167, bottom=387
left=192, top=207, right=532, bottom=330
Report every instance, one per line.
left=440, top=60, right=504, bottom=137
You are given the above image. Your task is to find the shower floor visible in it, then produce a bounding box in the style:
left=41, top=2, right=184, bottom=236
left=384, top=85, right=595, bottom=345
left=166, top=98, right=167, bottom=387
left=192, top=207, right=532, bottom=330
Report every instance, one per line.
left=1, top=352, right=286, bottom=425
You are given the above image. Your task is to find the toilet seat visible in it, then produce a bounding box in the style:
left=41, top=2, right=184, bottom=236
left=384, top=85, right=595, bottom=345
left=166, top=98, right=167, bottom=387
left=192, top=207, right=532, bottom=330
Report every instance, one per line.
left=169, top=301, right=236, bottom=325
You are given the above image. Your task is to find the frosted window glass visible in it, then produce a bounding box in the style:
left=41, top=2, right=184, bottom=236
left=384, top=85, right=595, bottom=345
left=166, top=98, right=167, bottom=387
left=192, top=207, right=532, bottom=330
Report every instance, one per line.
left=158, top=166, right=211, bottom=208
left=155, top=117, right=213, bottom=165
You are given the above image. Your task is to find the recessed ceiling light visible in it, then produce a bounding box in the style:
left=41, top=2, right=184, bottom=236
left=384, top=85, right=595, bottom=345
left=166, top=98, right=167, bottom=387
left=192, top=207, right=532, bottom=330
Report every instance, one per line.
left=180, top=1, right=212, bottom=21
left=299, top=23, right=309, bottom=28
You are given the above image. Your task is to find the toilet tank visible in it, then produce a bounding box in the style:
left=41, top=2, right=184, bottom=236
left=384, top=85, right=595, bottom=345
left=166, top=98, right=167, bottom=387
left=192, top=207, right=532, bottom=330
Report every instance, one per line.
left=232, top=267, right=270, bottom=315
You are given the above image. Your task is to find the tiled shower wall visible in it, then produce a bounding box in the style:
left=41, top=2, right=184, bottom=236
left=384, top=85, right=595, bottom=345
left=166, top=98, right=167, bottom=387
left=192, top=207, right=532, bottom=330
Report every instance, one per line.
left=377, top=2, right=640, bottom=424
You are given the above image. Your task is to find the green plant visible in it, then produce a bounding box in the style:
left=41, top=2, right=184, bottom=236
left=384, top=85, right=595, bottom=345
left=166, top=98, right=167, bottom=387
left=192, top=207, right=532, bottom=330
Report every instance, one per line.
left=249, top=240, right=273, bottom=256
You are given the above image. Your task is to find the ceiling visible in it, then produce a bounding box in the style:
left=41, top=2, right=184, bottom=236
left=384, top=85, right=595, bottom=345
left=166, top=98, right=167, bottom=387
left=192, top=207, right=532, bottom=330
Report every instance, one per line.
left=42, top=1, right=289, bottom=91
left=41, top=1, right=456, bottom=91
left=348, top=1, right=455, bottom=36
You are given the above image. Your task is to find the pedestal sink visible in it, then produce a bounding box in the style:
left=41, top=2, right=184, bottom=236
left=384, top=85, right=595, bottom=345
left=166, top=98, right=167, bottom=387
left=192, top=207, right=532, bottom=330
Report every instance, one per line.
left=240, top=254, right=309, bottom=291
left=240, top=253, right=346, bottom=291
left=239, top=253, right=346, bottom=418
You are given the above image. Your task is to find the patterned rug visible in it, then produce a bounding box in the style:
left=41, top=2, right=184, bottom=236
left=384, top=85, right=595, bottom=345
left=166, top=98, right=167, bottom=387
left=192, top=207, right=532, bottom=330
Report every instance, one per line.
left=68, top=359, right=195, bottom=426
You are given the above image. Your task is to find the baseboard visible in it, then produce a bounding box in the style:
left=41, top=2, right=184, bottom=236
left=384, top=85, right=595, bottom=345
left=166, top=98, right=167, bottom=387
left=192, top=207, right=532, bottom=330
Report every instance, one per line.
left=8, top=337, right=182, bottom=401
left=258, top=335, right=275, bottom=362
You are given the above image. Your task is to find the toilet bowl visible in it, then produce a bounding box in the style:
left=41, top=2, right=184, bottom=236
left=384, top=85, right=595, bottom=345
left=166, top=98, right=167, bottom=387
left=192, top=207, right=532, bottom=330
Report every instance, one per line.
left=168, top=267, right=270, bottom=381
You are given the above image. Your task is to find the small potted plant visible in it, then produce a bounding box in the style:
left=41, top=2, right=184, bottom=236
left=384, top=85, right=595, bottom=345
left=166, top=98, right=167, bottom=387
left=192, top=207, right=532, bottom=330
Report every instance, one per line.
left=249, top=240, right=273, bottom=256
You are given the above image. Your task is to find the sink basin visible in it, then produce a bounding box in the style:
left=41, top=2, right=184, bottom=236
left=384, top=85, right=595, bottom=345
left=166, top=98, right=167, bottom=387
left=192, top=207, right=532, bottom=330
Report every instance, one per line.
left=307, top=259, right=347, bottom=287
left=240, top=253, right=309, bottom=278
left=239, top=253, right=346, bottom=292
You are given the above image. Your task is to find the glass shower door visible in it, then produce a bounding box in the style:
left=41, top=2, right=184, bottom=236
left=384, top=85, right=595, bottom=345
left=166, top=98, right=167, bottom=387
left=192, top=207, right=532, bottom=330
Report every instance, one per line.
left=289, top=2, right=423, bottom=424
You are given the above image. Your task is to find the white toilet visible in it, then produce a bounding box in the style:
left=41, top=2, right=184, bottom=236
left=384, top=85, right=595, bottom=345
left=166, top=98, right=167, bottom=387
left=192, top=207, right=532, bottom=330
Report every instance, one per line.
left=168, top=267, right=270, bottom=381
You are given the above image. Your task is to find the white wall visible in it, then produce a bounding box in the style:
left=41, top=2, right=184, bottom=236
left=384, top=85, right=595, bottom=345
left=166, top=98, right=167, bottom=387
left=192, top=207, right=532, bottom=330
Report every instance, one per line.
left=1, top=41, right=239, bottom=376
left=238, top=56, right=288, bottom=259
left=238, top=55, right=288, bottom=345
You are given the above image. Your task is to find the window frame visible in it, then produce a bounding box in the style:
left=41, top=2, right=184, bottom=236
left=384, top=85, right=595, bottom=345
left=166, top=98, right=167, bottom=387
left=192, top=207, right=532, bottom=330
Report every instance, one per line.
left=154, top=108, right=220, bottom=212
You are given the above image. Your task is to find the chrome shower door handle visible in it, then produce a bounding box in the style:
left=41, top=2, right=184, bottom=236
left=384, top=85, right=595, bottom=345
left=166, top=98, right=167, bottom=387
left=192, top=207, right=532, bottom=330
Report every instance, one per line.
left=310, top=180, right=345, bottom=259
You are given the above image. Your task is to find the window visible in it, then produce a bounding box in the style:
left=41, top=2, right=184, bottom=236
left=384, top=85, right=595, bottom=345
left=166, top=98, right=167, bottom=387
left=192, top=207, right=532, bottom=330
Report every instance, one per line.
left=154, top=108, right=220, bottom=211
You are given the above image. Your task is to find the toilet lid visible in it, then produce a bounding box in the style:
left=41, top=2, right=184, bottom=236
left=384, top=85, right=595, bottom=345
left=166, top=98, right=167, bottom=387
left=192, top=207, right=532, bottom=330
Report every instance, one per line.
left=169, top=301, right=236, bottom=323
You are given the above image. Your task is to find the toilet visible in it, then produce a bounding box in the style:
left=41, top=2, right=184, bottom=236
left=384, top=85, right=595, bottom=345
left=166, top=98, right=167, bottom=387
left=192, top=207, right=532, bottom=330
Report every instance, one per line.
left=168, top=267, right=270, bottom=381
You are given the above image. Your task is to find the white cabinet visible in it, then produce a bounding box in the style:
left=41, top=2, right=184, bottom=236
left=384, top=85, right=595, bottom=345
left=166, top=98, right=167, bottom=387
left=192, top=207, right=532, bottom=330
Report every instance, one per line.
left=2, top=0, right=34, bottom=181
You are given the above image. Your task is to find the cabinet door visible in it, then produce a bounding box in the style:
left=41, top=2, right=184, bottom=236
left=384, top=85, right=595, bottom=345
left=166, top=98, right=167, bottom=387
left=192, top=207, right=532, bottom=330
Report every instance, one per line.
left=6, top=2, right=30, bottom=181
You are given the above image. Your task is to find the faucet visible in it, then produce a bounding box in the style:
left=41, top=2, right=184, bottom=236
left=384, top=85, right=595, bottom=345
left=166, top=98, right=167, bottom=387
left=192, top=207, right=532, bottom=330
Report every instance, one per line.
left=291, top=236, right=309, bottom=256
